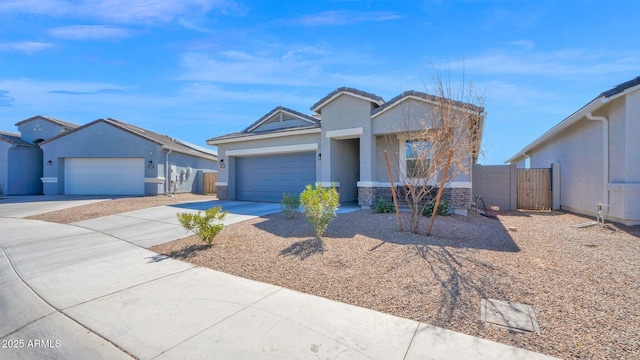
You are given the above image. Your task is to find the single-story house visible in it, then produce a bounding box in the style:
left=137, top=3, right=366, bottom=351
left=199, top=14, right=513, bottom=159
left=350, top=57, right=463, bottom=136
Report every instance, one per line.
left=39, top=118, right=217, bottom=196
left=0, top=116, right=79, bottom=195
left=506, top=76, right=640, bottom=225
left=208, top=87, right=485, bottom=215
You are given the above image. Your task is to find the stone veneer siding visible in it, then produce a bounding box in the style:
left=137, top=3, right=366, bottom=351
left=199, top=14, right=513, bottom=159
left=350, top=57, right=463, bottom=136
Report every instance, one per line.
left=358, top=186, right=471, bottom=212
left=216, top=186, right=228, bottom=200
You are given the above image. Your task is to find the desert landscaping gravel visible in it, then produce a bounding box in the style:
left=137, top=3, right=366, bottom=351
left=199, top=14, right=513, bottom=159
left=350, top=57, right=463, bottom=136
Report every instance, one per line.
left=28, top=196, right=639, bottom=359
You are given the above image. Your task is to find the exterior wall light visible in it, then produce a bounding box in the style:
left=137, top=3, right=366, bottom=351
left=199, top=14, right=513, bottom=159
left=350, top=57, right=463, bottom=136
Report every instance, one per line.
left=219, top=159, right=225, bottom=168
left=47, top=160, right=52, bottom=165
left=148, top=160, right=154, bottom=169
left=317, top=153, right=322, bottom=160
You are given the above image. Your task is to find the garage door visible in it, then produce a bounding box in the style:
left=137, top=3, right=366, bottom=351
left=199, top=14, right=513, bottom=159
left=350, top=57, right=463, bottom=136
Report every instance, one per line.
left=236, top=152, right=316, bottom=202
left=65, top=158, right=145, bottom=195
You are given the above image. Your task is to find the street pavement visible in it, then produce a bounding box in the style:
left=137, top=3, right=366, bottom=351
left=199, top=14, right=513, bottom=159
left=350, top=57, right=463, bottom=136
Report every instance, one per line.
left=0, top=197, right=558, bottom=359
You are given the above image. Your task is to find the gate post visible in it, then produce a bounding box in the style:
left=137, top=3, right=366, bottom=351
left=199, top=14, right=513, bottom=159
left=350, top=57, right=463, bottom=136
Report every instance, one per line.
left=551, top=163, right=561, bottom=210
left=510, top=163, right=517, bottom=210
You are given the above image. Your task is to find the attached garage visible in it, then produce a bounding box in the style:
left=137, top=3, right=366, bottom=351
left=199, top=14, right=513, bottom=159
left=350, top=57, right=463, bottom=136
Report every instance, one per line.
left=235, top=152, right=316, bottom=202
left=65, top=158, right=145, bottom=195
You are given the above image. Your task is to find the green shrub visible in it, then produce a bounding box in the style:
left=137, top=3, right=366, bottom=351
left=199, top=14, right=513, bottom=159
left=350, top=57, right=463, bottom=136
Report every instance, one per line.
left=372, top=199, right=395, bottom=214
left=422, top=200, right=450, bottom=217
left=177, top=206, right=227, bottom=246
left=281, top=192, right=301, bottom=219
left=299, top=184, right=340, bottom=238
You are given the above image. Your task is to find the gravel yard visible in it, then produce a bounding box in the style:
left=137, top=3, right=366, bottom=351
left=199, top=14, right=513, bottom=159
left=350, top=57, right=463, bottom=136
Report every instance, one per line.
left=26, top=196, right=639, bottom=359
left=151, top=209, right=639, bottom=360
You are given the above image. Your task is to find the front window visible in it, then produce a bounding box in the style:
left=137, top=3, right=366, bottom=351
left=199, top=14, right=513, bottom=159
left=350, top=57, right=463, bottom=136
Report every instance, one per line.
left=405, top=139, right=431, bottom=178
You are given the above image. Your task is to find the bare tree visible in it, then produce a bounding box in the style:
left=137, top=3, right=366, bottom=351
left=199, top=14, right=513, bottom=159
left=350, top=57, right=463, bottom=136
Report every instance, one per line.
left=387, top=70, right=485, bottom=234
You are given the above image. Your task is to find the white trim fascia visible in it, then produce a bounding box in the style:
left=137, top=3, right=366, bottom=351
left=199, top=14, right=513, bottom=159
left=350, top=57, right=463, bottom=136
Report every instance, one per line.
left=357, top=181, right=392, bottom=187
left=215, top=182, right=228, bottom=186
left=325, top=127, right=364, bottom=139
left=208, top=128, right=321, bottom=145
left=246, top=110, right=317, bottom=133
left=41, top=177, right=58, bottom=183
left=144, top=177, right=165, bottom=184
left=316, top=182, right=340, bottom=187
left=226, top=143, right=318, bottom=156
left=312, top=92, right=384, bottom=113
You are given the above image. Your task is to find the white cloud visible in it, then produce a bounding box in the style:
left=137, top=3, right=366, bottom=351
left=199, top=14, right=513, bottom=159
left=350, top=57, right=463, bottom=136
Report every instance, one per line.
left=49, top=25, right=132, bottom=40
left=0, top=0, right=244, bottom=24
left=178, top=50, right=325, bottom=86
left=294, top=10, right=401, bottom=26
left=0, top=42, right=55, bottom=54
left=444, top=49, right=640, bottom=78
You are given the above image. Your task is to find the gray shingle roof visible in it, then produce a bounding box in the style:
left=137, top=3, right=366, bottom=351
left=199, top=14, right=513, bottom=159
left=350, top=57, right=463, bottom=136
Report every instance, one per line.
left=310, top=87, right=384, bottom=112
left=40, top=118, right=217, bottom=160
left=0, top=132, right=36, bottom=147
left=242, top=106, right=320, bottom=133
left=601, top=76, right=640, bottom=97
left=371, top=90, right=484, bottom=116
left=15, top=115, right=79, bottom=129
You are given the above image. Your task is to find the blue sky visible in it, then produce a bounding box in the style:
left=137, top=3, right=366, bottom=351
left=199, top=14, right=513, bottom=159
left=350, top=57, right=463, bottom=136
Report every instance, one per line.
left=1, top=0, right=639, bottom=164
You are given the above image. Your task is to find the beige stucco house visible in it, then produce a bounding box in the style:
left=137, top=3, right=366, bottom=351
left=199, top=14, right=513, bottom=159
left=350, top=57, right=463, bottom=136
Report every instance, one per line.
left=208, top=87, right=486, bottom=215
left=506, top=76, right=640, bottom=225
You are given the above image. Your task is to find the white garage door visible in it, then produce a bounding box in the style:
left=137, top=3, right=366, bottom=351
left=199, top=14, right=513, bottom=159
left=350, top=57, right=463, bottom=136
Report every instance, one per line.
left=65, top=158, right=145, bottom=195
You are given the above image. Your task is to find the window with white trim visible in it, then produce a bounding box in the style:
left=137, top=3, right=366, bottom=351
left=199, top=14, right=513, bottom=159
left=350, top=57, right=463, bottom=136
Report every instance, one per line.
left=405, top=139, right=431, bottom=178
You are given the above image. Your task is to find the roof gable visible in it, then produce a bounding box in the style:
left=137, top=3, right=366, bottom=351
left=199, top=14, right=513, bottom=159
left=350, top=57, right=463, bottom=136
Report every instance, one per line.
left=15, top=115, right=79, bottom=130
left=244, top=106, right=319, bottom=133
left=505, top=75, right=640, bottom=164
left=311, top=87, right=384, bottom=113
left=0, top=132, right=36, bottom=147
left=371, top=90, right=484, bottom=119
left=40, top=118, right=217, bottom=160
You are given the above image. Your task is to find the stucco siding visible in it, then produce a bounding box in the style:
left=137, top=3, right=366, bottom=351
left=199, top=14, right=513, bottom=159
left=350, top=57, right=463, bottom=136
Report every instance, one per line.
left=372, top=99, right=436, bottom=135
left=7, top=146, right=42, bottom=195
left=17, top=119, right=68, bottom=144
left=529, top=117, right=604, bottom=215
left=0, top=143, right=9, bottom=194
left=374, top=136, right=399, bottom=182
left=319, top=95, right=373, bottom=131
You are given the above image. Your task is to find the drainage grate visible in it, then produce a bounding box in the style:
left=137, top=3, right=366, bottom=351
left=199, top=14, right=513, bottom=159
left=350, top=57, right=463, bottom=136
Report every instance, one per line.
left=481, top=299, right=541, bottom=334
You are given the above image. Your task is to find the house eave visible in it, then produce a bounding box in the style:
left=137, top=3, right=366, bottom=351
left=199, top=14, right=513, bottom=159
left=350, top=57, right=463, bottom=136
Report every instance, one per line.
left=207, top=127, right=321, bottom=145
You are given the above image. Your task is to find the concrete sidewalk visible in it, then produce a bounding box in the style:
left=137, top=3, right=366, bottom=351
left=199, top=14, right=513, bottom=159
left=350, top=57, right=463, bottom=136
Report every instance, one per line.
left=0, top=216, right=557, bottom=360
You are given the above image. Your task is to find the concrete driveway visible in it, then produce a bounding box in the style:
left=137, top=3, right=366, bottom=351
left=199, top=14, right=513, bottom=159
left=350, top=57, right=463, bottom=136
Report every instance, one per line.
left=0, top=195, right=114, bottom=218
left=0, top=198, right=558, bottom=360
left=72, top=200, right=284, bottom=247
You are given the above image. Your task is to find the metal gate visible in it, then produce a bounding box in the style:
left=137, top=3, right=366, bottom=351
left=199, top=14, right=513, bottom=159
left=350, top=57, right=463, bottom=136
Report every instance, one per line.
left=517, top=168, right=551, bottom=210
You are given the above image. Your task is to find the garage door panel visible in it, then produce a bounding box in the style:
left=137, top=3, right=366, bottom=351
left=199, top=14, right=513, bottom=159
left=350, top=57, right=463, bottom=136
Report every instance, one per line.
left=236, top=153, right=315, bottom=202
left=65, top=158, right=144, bottom=195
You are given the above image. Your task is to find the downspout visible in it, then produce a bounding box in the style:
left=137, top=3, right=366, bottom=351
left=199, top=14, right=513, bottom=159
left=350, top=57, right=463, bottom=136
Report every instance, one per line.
left=164, top=149, right=172, bottom=195
left=586, top=112, right=609, bottom=213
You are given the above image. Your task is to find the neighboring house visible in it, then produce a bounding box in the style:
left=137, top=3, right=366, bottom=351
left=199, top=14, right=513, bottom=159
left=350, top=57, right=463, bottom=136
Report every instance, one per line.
left=39, top=118, right=217, bottom=196
left=506, top=76, right=640, bottom=225
left=0, top=116, right=79, bottom=195
left=208, top=87, right=485, bottom=215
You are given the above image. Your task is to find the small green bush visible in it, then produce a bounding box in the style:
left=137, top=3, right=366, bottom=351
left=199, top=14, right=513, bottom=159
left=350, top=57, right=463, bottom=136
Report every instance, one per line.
left=422, top=200, right=450, bottom=217
left=177, top=206, right=227, bottom=246
left=299, top=184, right=340, bottom=238
left=372, top=199, right=395, bottom=214
left=281, top=192, right=301, bottom=219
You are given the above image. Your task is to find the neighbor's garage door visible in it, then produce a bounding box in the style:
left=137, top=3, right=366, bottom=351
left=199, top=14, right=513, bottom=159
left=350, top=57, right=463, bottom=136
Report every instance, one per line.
left=65, top=158, right=145, bottom=195
left=236, top=152, right=316, bottom=202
